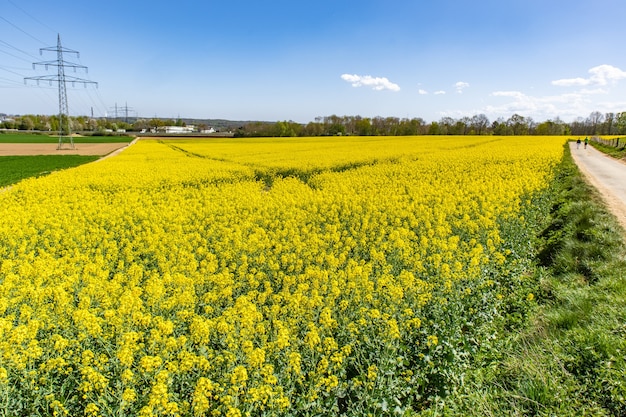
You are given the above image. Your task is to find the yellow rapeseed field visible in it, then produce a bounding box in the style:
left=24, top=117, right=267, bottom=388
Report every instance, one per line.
left=0, top=136, right=566, bottom=416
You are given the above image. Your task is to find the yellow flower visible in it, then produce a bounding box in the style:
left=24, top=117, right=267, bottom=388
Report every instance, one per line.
left=139, top=355, right=163, bottom=373
left=84, top=403, right=99, bottom=416
left=0, top=135, right=565, bottom=412
left=122, top=388, right=137, bottom=404
left=226, top=407, right=242, bottom=417
left=230, top=366, right=248, bottom=387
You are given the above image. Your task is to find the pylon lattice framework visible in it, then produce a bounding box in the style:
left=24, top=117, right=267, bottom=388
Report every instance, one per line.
left=24, top=34, right=97, bottom=150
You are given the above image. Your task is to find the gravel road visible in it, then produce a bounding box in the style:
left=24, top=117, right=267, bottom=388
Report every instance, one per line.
left=569, top=141, right=626, bottom=233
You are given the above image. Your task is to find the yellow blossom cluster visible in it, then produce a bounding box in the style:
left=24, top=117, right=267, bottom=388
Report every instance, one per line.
left=0, top=135, right=565, bottom=415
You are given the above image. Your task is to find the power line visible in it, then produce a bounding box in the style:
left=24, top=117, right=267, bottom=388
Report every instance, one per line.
left=2, top=4, right=107, bottom=121
left=24, top=34, right=97, bottom=149
left=84, top=87, right=108, bottom=117
left=75, top=53, right=108, bottom=117
left=0, top=65, right=26, bottom=77
left=0, top=16, right=47, bottom=45
left=0, top=76, right=24, bottom=87
left=0, top=39, right=39, bottom=61
left=109, top=102, right=136, bottom=123
left=0, top=47, right=34, bottom=64
left=5, top=0, right=57, bottom=35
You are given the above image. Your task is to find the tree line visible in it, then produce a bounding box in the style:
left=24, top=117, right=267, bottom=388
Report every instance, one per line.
left=0, top=115, right=207, bottom=135
left=235, top=112, right=626, bottom=137
left=2, top=111, right=625, bottom=137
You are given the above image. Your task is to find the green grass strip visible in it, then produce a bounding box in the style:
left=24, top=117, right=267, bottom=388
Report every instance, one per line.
left=0, top=155, right=100, bottom=187
left=590, top=140, right=626, bottom=160
left=421, top=143, right=626, bottom=416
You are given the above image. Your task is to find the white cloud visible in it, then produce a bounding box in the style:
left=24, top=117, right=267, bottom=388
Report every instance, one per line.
left=341, top=74, right=400, bottom=91
left=423, top=65, right=626, bottom=123
left=455, top=81, right=470, bottom=93
left=491, top=91, right=526, bottom=99
left=552, top=77, right=588, bottom=87
left=552, top=64, right=626, bottom=87
left=418, top=89, right=428, bottom=95
left=487, top=90, right=591, bottom=120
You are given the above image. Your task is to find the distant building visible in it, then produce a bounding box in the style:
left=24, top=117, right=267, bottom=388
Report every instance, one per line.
left=163, top=126, right=195, bottom=134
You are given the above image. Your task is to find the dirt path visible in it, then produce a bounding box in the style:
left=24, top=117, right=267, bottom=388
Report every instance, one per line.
left=569, top=141, right=626, bottom=233
left=0, top=142, right=129, bottom=156
left=90, top=138, right=138, bottom=162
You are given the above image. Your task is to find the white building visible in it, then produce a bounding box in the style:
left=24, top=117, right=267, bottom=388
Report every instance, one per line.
left=163, top=126, right=195, bottom=134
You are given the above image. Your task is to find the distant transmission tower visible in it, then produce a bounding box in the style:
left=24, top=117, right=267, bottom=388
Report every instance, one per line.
left=109, top=102, right=135, bottom=123
left=25, top=34, right=97, bottom=149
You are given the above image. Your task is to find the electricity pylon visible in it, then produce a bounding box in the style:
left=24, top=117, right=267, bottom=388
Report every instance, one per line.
left=25, top=34, right=97, bottom=150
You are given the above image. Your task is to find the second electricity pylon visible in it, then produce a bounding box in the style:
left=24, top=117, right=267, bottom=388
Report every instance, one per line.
left=25, top=34, right=97, bottom=150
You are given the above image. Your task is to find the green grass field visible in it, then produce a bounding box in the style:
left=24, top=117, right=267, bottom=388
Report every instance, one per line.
left=0, top=155, right=100, bottom=187
left=0, top=133, right=131, bottom=143
left=0, top=133, right=127, bottom=186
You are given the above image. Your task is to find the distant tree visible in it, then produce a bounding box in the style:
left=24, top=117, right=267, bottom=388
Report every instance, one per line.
left=438, top=117, right=456, bottom=135
left=492, top=118, right=509, bottom=135
left=48, top=115, right=60, bottom=132
left=149, top=118, right=167, bottom=131
left=569, top=117, right=587, bottom=136
left=87, top=118, right=98, bottom=131
left=323, top=115, right=345, bottom=135
left=428, top=121, right=441, bottom=135
left=274, top=121, right=301, bottom=137
left=603, top=112, right=615, bottom=135
left=458, top=117, right=471, bottom=135
left=133, top=119, right=152, bottom=131
left=1, top=118, right=16, bottom=129
left=470, top=114, right=490, bottom=135
left=616, top=112, right=626, bottom=134
left=302, top=121, right=323, bottom=136
left=507, top=114, right=529, bottom=135
left=385, top=117, right=401, bottom=135
left=19, top=116, right=35, bottom=131
left=587, top=111, right=604, bottom=135
left=398, top=118, right=424, bottom=135
left=452, top=118, right=469, bottom=135
left=355, top=117, right=372, bottom=136
left=535, top=119, right=569, bottom=135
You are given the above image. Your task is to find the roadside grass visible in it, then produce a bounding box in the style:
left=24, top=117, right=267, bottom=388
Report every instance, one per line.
left=0, top=155, right=100, bottom=187
left=590, top=140, right=626, bottom=160
left=0, top=133, right=131, bottom=143
left=423, top=143, right=626, bottom=416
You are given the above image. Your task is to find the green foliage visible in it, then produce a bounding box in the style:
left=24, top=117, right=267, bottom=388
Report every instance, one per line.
left=426, top=143, right=626, bottom=416
left=589, top=140, right=626, bottom=159
left=0, top=155, right=99, bottom=187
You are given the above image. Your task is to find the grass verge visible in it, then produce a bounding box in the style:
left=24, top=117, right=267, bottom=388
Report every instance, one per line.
left=590, top=141, right=626, bottom=160
left=0, top=155, right=100, bottom=187
left=422, top=143, right=626, bottom=416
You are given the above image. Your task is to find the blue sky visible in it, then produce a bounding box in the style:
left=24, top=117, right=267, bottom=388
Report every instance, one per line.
left=2, top=0, right=626, bottom=124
